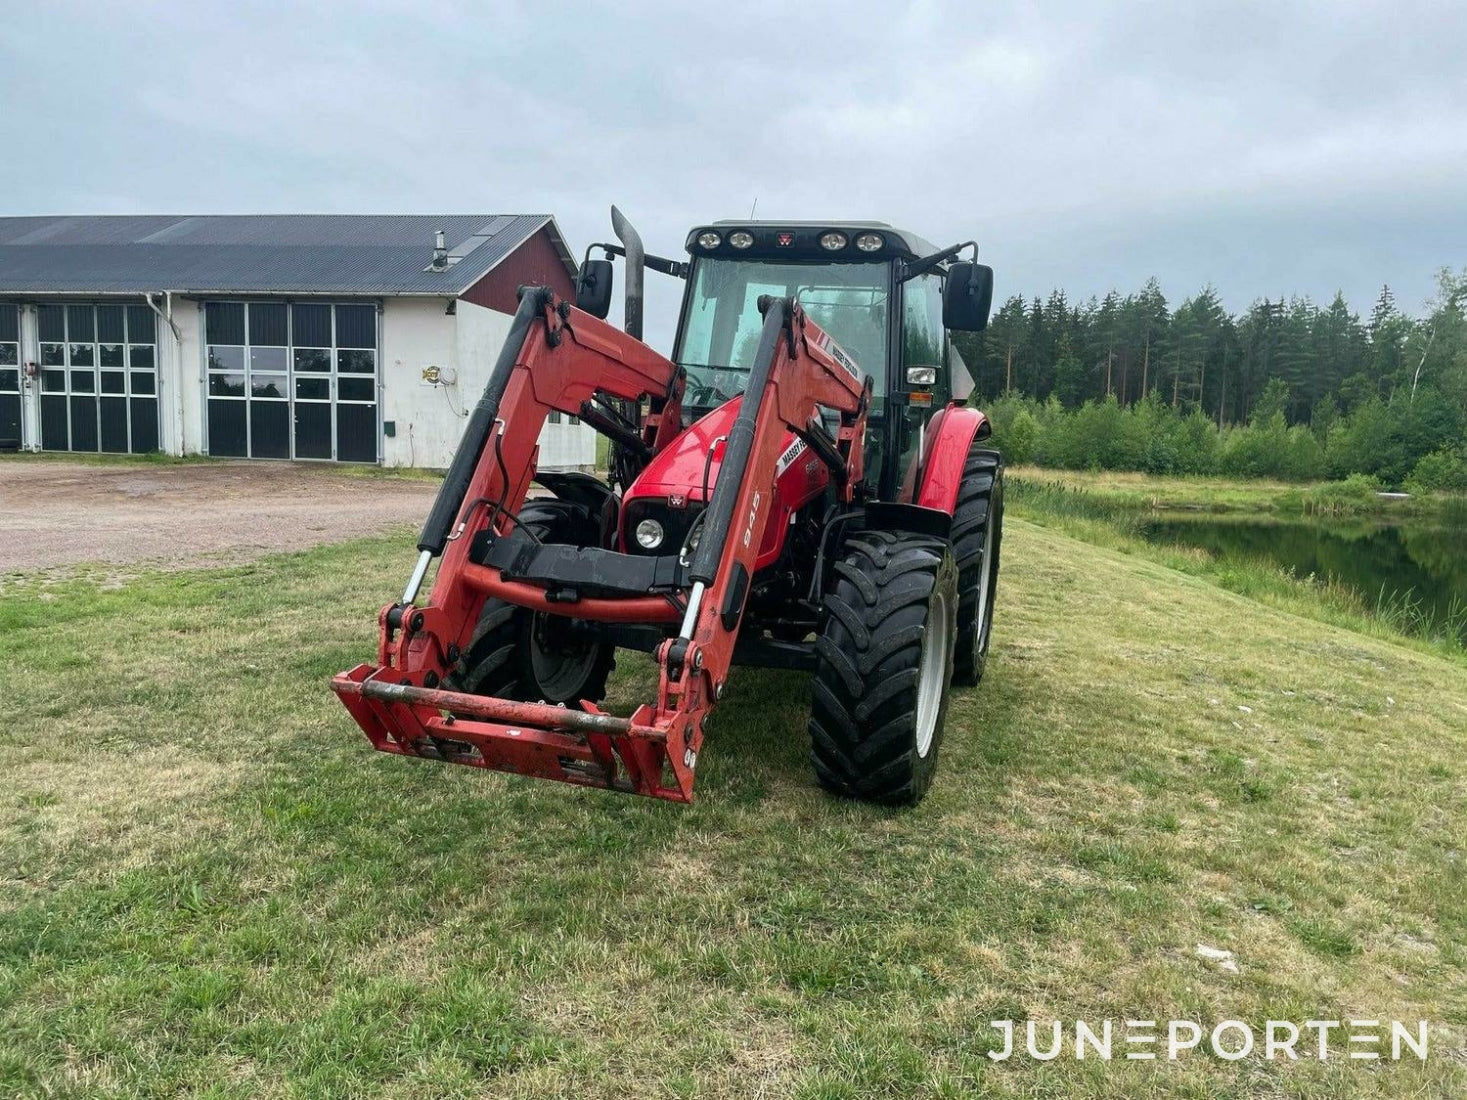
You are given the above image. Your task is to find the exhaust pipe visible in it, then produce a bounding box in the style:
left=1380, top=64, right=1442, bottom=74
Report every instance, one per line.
left=610, top=205, right=644, bottom=341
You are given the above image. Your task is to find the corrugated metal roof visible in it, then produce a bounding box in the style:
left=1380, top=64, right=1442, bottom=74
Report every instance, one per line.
left=0, top=214, right=575, bottom=296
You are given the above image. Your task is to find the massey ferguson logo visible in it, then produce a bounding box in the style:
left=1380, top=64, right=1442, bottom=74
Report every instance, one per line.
left=816, top=331, right=861, bottom=379
left=775, top=437, right=808, bottom=477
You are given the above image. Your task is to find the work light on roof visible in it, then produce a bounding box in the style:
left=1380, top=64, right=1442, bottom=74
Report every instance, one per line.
left=819, top=231, right=848, bottom=251
left=855, top=232, right=885, bottom=252
left=696, top=231, right=722, bottom=250
left=728, top=230, right=754, bottom=249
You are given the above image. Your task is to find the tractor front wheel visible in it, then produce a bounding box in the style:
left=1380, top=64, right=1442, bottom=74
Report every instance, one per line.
left=450, top=501, right=614, bottom=706
left=808, top=530, right=959, bottom=805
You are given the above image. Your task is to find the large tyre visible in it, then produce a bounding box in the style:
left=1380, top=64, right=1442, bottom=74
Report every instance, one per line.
left=808, top=530, right=959, bottom=805
left=450, top=500, right=614, bottom=705
left=951, top=447, right=1004, bottom=686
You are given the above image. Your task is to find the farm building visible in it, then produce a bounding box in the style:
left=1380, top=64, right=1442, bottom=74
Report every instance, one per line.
left=0, top=214, right=596, bottom=469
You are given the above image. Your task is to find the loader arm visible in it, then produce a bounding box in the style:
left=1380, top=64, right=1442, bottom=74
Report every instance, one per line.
left=332, top=288, right=869, bottom=802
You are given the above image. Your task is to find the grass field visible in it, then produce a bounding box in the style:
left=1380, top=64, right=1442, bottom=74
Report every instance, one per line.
left=2, top=519, right=1465, bottom=1097
left=1005, top=467, right=1319, bottom=513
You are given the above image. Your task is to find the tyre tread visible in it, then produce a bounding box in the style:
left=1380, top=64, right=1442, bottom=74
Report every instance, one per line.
left=807, top=529, right=956, bottom=804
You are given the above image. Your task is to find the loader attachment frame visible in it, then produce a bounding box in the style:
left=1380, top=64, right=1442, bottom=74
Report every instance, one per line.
left=332, top=286, right=869, bottom=801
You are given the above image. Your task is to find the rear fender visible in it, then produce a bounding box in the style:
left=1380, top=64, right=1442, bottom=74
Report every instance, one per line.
left=902, top=404, right=990, bottom=516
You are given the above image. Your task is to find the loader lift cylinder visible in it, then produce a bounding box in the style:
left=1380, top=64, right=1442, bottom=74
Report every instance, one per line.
left=407, top=287, right=548, bottom=602
left=686, top=296, right=787, bottom=586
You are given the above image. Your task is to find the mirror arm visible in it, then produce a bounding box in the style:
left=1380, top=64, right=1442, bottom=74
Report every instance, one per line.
left=903, top=240, right=977, bottom=282
left=584, top=241, right=689, bottom=280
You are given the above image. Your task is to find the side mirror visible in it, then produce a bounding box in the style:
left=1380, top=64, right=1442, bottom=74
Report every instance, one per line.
left=943, top=262, right=994, bottom=332
left=575, top=259, right=614, bottom=319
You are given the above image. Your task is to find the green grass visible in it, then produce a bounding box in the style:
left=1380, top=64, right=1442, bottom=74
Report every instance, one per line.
left=0, top=449, right=220, bottom=468
left=2, top=524, right=1465, bottom=1097
left=0, top=449, right=447, bottom=482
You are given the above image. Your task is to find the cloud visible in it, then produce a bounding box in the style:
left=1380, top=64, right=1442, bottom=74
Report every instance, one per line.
left=2, top=0, right=1461, bottom=332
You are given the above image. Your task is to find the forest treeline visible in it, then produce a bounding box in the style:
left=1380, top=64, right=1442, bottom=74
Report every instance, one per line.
left=952, top=268, right=1467, bottom=490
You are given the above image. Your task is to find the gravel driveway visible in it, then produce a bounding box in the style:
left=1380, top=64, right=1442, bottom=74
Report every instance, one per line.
left=0, top=460, right=439, bottom=573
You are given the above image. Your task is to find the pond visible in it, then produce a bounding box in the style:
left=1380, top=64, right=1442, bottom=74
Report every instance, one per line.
left=1136, top=514, right=1467, bottom=643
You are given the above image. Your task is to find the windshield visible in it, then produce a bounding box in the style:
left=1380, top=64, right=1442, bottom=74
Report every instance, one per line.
left=674, top=259, right=889, bottom=406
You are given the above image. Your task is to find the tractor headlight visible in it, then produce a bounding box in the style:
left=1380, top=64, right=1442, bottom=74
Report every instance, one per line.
left=906, top=366, right=938, bottom=386
left=696, top=231, right=722, bottom=250
left=635, top=518, right=665, bottom=549
left=728, top=230, right=754, bottom=249
left=819, top=231, right=848, bottom=251
left=855, top=232, right=884, bottom=252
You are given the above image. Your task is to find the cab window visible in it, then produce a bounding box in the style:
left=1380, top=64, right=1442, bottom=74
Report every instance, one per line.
left=676, top=259, right=889, bottom=407
left=893, top=273, right=949, bottom=490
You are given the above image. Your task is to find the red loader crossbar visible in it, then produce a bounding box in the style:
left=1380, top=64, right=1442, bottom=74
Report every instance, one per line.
left=333, top=663, right=665, bottom=793
left=331, top=282, right=869, bottom=802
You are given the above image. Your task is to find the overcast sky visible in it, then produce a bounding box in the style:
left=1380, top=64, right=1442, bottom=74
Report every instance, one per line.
left=2, top=0, right=1463, bottom=344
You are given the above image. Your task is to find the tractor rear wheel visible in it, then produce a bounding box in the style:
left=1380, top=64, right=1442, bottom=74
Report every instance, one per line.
left=951, top=447, right=1004, bottom=686
left=808, top=530, right=959, bottom=805
left=450, top=501, right=615, bottom=705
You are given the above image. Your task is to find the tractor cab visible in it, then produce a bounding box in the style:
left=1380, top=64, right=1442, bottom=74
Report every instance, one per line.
left=578, top=218, right=993, bottom=500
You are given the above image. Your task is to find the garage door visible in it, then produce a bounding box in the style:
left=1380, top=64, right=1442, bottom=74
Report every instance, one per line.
left=37, top=303, right=159, bottom=454
left=1, top=306, right=19, bottom=448
left=205, top=301, right=378, bottom=462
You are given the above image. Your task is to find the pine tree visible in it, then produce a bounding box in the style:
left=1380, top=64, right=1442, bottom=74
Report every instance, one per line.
left=1053, top=332, right=1086, bottom=408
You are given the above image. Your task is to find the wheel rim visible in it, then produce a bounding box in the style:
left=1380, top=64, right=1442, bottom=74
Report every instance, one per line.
left=528, top=612, right=601, bottom=701
left=973, top=504, right=996, bottom=652
left=915, top=586, right=951, bottom=758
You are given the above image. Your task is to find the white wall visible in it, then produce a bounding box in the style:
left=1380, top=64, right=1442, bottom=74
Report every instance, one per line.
left=380, top=297, right=467, bottom=468
left=538, top=414, right=596, bottom=469
left=454, top=298, right=596, bottom=472
left=173, top=297, right=203, bottom=456
left=17, top=304, right=38, bottom=449
left=379, top=297, right=596, bottom=470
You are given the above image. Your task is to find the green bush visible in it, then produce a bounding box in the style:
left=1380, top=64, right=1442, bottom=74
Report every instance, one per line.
left=971, top=384, right=1458, bottom=489
left=1323, top=390, right=1462, bottom=485
left=1176, top=410, right=1220, bottom=474
left=1003, top=407, right=1039, bottom=466
left=1405, top=447, right=1467, bottom=493
left=1303, top=473, right=1383, bottom=516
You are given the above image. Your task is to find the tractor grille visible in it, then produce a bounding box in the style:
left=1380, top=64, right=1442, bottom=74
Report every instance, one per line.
left=622, top=498, right=704, bottom=558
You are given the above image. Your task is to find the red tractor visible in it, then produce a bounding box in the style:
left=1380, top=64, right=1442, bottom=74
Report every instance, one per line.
left=333, top=208, right=1003, bottom=805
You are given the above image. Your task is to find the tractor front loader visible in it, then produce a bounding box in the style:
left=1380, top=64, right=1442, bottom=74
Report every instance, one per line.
left=333, top=208, right=1004, bottom=805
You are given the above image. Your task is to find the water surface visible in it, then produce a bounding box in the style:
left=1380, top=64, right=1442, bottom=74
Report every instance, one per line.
left=1137, top=514, right=1467, bottom=642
